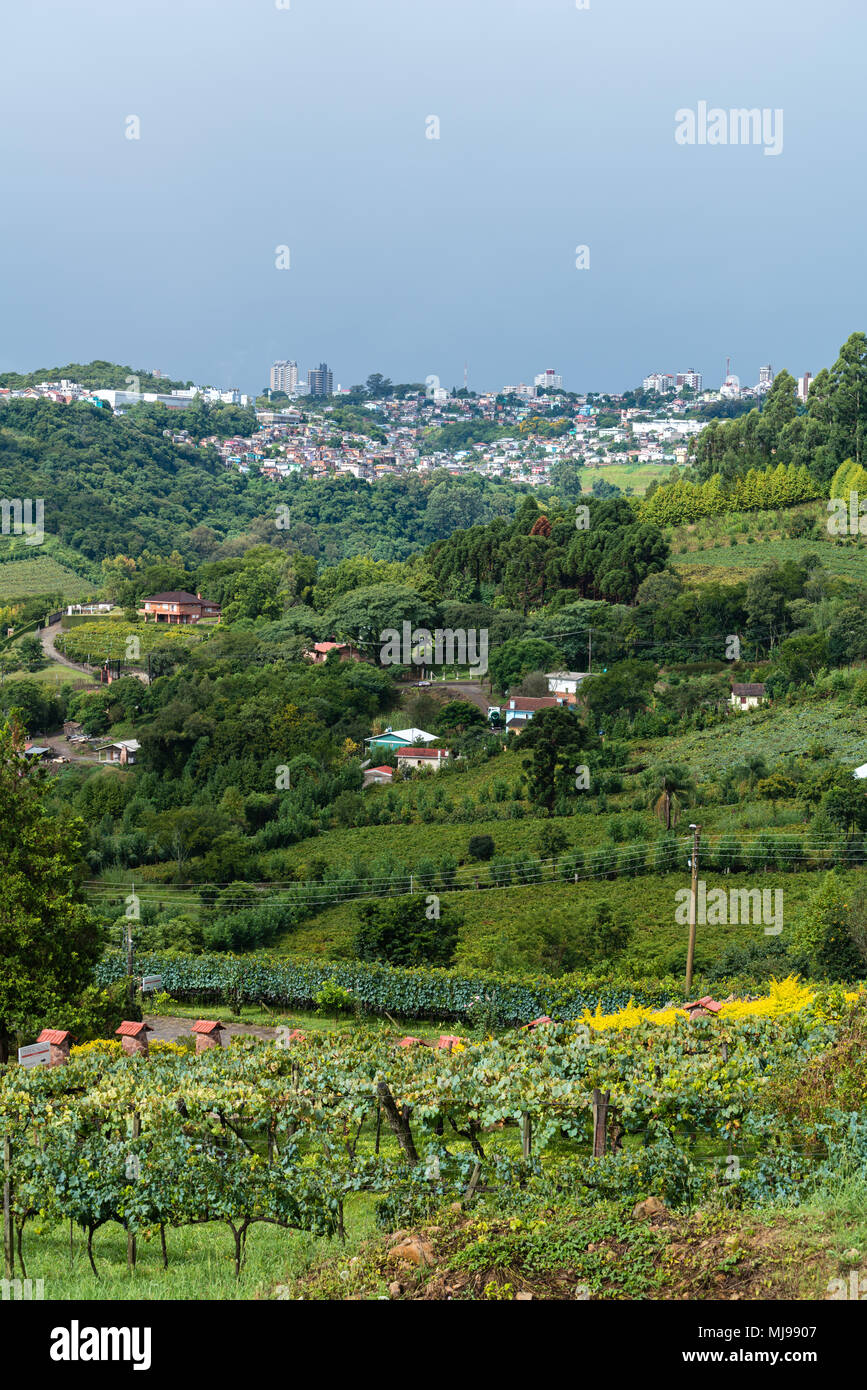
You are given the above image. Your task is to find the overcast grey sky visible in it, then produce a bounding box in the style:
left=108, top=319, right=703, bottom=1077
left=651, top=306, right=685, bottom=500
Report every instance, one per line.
left=2, top=0, right=865, bottom=395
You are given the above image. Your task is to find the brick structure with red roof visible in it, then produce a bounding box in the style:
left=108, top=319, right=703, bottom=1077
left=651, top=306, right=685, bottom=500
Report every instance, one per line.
left=191, top=1020, right=226, bottom=1053
left=115, top=1020, right=153, bottom=1056
left=37, top=1028, right=72, bottom=1066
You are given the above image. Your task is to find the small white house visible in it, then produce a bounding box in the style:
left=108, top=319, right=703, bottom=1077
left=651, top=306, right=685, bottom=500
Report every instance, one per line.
left=545, top=671, right=590, bottom=702
left=854, top=763, right=867, bottom=780
left=363, top=765, right=394, bottom=786
left=98, top=739, right=140, bottom=766
left=730, top=683, right=767, bottom=710
left=395, top=747, right=451, bottom=772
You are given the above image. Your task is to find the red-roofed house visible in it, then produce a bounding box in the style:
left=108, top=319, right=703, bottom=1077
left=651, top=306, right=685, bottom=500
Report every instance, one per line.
left=139, top=591, right=221, bottom=624
left=304, top=640, right=365, bottom=664
left=363, top=765, right=394, bottom=786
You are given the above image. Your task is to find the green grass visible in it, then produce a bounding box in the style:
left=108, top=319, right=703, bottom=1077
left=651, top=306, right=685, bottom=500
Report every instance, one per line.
left=16, top=1198, right=376, bottom=1301
left=581, top=463, right=673, bottom=495
left=0, top=660, right=88, bottom=690
left=0, top=556, right=93, bottom=602
left=633, top=698, right=867, bottom=780
left=149, top=1000, right=460, bottom=1041
left=673, top=538, right=867, bottom=584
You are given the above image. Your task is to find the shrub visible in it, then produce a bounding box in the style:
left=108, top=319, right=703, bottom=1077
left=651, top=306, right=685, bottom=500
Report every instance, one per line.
left=313, top=980, right=355, bottom=1016
left=353, top=894, right=461, bottom=969
left=468, top=834, right=496, bottom=862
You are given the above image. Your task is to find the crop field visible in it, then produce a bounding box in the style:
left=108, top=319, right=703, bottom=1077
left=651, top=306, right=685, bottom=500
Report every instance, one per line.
left=581, top=462, right=671, bottom=495
left=673, top=537, right=867, bottom=584
left=0, top=556, right=93, bottom=602
left=55, top=620, right=207, bottom=663
left=280, top=869, right=830, bottom=974
left=635, top=698, right=867, bottom=779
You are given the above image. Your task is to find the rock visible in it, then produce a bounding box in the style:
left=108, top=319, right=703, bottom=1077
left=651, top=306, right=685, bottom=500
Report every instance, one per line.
left=386, top=1238, right=436, bottom=1268
left=388, top=1281, right=403, bottom=1298
left=387, top=1229, right=410, bottom=1245
left=515, top=1291, right=533, bottom=1300
left=632, top=1196, right=667, bottom=1221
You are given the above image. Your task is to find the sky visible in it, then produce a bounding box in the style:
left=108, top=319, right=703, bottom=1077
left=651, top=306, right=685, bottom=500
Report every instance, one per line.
left=2, top=0, right=866, bottom=396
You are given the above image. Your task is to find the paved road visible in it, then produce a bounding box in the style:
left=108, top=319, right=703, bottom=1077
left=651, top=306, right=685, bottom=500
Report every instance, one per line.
left=40, top=620, right=94, bottom=675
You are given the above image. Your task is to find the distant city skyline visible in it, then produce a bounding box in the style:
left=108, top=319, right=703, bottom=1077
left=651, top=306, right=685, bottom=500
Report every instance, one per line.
left=1, top=0, right=862, bottom=397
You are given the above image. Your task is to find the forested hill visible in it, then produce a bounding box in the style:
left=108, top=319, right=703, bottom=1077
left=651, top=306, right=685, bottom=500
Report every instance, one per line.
left=0, top=399, right=523, bottom=567
left=0, top=360, right=189, bottom=391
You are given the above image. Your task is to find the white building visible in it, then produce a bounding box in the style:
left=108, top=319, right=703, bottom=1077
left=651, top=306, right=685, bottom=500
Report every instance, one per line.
left=271, top=361, right=299, bottom=394
left=545, top=671, right=590, bottom=702
left=534, top=369, right=563, bottom=392
left=798, top=372, right=812, bottom=401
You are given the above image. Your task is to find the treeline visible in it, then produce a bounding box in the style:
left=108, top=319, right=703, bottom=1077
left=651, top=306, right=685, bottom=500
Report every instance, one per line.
left=693, top=332, right=867, bottom=488
left=642, top=462, right=820, bottom=527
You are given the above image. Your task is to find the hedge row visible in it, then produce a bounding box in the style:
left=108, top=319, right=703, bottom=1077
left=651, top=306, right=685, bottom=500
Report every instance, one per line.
left=96, top=950, right=679, bottom=1025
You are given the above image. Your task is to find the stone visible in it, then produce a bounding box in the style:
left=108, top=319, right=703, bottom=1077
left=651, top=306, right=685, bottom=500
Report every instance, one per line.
left=386, top=1238, right=436, bottom=1268
left=632, top=1195, right=667, bottom=1220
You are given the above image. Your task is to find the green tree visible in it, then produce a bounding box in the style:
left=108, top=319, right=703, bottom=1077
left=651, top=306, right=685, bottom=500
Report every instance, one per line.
left=0, top=720, right=105, bottom=1061
left=353, top=894, right=461, bottom=967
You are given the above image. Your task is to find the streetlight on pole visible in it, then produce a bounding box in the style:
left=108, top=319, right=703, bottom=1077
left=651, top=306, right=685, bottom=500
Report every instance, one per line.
left=685, top=823, right=701, bottom=993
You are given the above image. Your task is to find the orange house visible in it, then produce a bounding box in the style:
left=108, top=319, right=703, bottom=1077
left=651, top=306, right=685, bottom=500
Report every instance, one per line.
left=139, top=591, right=222, bottom=624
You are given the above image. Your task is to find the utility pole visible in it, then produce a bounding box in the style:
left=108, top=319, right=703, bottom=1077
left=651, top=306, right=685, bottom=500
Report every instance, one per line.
left=685, top=824, right=701, bottom=993
left=588, top=627, right=592, bottom=673
left=126, top=897, right=135, bottom=1009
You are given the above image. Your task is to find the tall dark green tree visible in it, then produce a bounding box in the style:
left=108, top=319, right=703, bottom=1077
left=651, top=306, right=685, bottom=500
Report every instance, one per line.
left=0, top=720, right=104, bottom=1061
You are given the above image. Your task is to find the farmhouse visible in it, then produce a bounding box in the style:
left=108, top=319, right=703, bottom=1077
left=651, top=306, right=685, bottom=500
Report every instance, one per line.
left=544, top=671, right=590, bottom=702
left=304, top=640, right=366, bottom=664
left=730, top=682, right=767, bottom=710
left=493, top=696, right=563, bottom=730
left=97, top=739, right=140, bottom=766
left=394, top=746, right=451, bottom=772
left=363, top=764, right=394, bottom=786
left=365, top=726, right=436, bottom=751
left=139, top=591, right=222, bottom=624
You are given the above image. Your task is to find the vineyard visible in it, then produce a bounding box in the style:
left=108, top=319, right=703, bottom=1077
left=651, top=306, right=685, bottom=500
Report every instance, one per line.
left=1, top=982, right=862, bottom=1298
left=55, top=621, right=206, bottom=664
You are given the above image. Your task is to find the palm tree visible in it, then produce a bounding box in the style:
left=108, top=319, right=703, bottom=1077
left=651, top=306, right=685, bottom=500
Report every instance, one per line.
left=643, top=764, right=695, bottom=831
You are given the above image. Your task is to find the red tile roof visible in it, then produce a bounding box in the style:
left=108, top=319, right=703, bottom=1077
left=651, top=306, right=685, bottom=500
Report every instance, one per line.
left=523, top=1015, right=553, bottom=1030
left=115, top=1021, right=153, bottom=1037
left=37, top=1029, right=71, bottom=1045
left=191, top=1020, right=225, bottom=1034
left=367, top=765, right=394, bottom=776
left=683, top=996, right=723, bottom=1015
left=505, top=697, right=560, bottom=711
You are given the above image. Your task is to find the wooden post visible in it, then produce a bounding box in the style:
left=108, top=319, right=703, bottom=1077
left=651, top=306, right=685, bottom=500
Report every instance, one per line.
left=685, top=824, right=701, bottom=993
left=521, top=1113, right=532, bottom=1159
left=127, top=1112, right=140, bottom=1271
left=592, top=1089, right=610, bottom=1158
left=3, top=1136, right=13, bottom=1279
